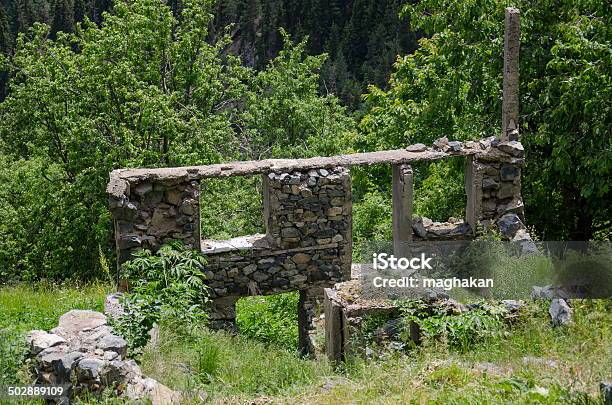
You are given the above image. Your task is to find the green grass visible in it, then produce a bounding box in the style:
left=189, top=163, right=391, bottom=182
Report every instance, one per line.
left=1, top=283, right=610, bottom=404
left=306, top=300, right=611, bottom=404
left=235, top=291, right=299, bottom=348
left=139, top=321, right=332, bottom=402
left=0, top=282, right=110, bottom=385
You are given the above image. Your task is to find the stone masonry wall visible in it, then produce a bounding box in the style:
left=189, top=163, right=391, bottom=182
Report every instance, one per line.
left=263, top=167, right=352, bottom=253
left=464, top=137, right=527, bottom=240
left=108, top=137, right=529, bottom=352
left=203, top=167, right=352, bottom=328
left=109, top=180, right=200, bottom=275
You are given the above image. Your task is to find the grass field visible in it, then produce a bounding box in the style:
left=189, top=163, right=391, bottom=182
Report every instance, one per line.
left=0, top=283, right=610, bottom=404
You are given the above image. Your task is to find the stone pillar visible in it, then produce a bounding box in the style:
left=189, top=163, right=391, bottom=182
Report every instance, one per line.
left=324, top=287, right=343, bottom=362
left=262, top=167, right=352, bottom=278
left=465, top=156, right=482, bottom=232
left=298, top=289, right=317, bottom=356
left=465, top=139, right=526, bottom=234
left=209, top=296, right=238, bottom=331
left=392, top=164, right=413, bottom=257
left=502, top=7, right=520, bottom=141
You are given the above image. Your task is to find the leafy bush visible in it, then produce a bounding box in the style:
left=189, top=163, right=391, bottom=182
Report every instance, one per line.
left=113, top=242, right=210, bottom=352
left=399, top=300, right=506, bottom=352
left=236, top=292, right=299, bottom=348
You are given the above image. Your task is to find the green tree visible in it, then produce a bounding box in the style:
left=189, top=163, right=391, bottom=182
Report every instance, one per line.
left=242, top=30, right=355, bottom=159
left=0, top=0, right=354, bottom=280
left=0, top=5, right=10, bottom=99
left=360, top=0, right=611, bottom=240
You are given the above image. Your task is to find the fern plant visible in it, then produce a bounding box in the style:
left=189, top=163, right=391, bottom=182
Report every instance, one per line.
left=114, top=242, right=210, bottom=352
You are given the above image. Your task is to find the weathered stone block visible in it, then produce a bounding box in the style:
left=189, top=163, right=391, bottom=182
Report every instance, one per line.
left=500, top=164, right=520, bottom=181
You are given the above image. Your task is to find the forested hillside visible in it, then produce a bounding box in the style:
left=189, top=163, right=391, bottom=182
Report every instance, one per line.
left=0, top=0, right=609, bottom=282
left=0, top=0, right=417, bottom=105
left=212, top=0, right=417, bottom=107
left=0, top=2, right=609, bottom=403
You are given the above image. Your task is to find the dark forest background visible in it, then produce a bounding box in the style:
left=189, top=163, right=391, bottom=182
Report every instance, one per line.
left=0, top=0, right=417, bottom=106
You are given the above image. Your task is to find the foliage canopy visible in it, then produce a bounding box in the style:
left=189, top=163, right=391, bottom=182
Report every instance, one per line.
left=0, top=0, right=353, bottom=280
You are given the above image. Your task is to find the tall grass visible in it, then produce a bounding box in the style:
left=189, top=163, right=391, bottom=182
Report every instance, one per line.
left=1, top=283, right=609, bottom=404
left=140, top=321, right=332, bottom=401
left=236, top=291, right=299, bottom=348
left=0, top=282, right=110, bottom=385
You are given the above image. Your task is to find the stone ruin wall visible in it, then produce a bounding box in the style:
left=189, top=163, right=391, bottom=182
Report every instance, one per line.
left=108, top=137, right=529, bottom=352
left=108, top=179, right=200, bottom=270
left=202, top=167, right=352, bottom=328
left=467, top=137, right=528, bottom=241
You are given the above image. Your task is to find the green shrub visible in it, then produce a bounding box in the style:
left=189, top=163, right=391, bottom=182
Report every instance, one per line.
left=113, top=242, right=210, bottom=352
left=400, top=300, right=506, bottom=352
left=236, top=292, right=299, bottom=348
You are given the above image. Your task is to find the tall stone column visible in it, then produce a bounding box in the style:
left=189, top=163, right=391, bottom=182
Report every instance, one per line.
left=502, top=7, right=520, bottom=141
left=392, top=164, right=413, bottom=258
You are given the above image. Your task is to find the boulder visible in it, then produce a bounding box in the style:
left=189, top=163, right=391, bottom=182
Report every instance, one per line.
left=497, top=141, right=524, bottom=157
left=126, top=377, right=181, bottom=405
left=39, top=350, right=82, bottom=374
left=406, top=143, right=427, bottom=152
left=512, top=229, right=538, bottom=255
left=77, top=357, right=105, bottom=382
left=497, top=213, right=524, bottom=238
left=433, top=137, right=449, bottom=151
left=58, top=310, right=107, bottom=335
left=28, top=309, right=179, bottom=404
left=448, top=141, right=462, bottom=152
left=532, top=285, right=574, bottom=300
left=97, top=335, right=128, bottom=359
left=549, top=298, right=572, bottom=326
